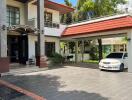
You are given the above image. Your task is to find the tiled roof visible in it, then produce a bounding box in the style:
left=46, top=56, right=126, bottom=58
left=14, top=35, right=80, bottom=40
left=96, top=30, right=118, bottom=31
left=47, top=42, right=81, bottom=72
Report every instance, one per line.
left=62, top=15, right=132, bottom=37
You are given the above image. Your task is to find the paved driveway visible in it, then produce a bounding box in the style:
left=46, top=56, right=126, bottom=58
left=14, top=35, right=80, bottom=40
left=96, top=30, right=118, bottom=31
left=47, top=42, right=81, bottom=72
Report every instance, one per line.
left=1, top=65, right=132, bottom=100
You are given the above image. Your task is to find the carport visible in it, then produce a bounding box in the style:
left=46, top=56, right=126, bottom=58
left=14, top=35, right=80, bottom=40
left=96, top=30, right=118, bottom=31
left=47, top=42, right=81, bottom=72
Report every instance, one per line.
left=61, top=14, right=132, bottom=72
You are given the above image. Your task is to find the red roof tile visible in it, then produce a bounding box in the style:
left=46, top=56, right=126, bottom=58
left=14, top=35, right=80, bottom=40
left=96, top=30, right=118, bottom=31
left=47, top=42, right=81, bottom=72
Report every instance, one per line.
left=62, top=16, right=132, bottom=37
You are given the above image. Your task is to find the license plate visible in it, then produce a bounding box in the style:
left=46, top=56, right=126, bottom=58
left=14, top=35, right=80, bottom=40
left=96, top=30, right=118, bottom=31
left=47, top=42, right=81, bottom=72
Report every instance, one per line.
left=104, top=66, right=108, bottom=68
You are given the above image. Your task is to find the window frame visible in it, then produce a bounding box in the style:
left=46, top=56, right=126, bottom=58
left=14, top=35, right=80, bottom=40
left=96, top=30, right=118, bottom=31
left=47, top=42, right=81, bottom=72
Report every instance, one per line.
left=44, top=12, right=52, bottom=23
left=7, top=5, right=20, bottom=26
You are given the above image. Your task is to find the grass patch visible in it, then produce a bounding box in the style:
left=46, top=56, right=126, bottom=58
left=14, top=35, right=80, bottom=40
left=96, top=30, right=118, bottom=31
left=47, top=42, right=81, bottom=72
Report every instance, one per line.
left=84, top=60, right=99, bottom=64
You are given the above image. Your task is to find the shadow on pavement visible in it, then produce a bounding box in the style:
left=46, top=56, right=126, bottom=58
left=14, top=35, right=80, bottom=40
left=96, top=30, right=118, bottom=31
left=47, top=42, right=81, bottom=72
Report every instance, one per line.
left=64, top=63, right=99, bottom=69
left=1, top=74, right=108, bottom=100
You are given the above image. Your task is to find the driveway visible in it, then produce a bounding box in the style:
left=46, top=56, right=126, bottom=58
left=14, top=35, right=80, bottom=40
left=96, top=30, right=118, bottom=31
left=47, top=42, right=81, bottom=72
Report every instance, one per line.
left=1, top=65, right=132, bottom=100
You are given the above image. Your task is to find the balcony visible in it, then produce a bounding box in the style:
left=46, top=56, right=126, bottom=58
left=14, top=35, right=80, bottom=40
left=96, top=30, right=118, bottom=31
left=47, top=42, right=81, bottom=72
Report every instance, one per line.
left=44, top=23, right=66, bottom=37
left=44, top=22, right=60, bottom=29
left=28, top=19, right=67, bottom=37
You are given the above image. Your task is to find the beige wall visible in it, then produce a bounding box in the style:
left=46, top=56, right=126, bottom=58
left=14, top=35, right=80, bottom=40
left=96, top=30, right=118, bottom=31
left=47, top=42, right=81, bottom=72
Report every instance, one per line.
left=28, top=2, right=60, bottom=25
left=28, top=35, right=60, bottom=58
left=6, top=0, right=26, bottom=25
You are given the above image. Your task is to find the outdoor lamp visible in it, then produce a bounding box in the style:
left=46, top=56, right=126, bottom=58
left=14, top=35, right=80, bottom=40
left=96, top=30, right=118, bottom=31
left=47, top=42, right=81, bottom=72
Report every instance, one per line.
left=127, top=38, right=131, bottom=42
left=2, top=25, right=6, bottom=30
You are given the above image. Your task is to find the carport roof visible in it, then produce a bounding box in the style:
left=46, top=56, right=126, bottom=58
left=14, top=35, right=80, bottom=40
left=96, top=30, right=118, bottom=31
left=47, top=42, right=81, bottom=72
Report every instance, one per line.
left=62, top=14, right=132, bottom=37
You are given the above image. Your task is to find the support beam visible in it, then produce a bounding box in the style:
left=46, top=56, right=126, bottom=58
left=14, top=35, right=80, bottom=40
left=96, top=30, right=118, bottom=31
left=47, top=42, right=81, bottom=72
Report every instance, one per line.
left=36, top=0, right=47, bottom=68
left=127, top=30, right=132, bottom=72
left=0, top=0, right=9, bottom=73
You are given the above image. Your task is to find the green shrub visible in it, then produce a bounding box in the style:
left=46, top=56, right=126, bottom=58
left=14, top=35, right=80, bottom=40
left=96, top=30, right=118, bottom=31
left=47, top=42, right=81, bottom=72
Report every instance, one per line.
left=50, top=53, right=65, bottom=65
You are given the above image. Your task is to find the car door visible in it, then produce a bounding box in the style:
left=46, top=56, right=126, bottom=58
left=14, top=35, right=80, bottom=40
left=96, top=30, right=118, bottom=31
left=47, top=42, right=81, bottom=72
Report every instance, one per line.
left=123, top=53, right=128, bottom=68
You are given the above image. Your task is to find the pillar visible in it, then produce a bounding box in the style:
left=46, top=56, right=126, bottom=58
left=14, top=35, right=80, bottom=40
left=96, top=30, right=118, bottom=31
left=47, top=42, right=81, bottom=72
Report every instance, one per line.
left=0, top=0, right=9, bottom=73
left=98, top=39, right=103, bottom=61
left=127, top=30, right=132, bottom=72
left=81, top=40, right=84, bottom=62
left=36, top=0, right=47, bottom=68
left=67, top=41, right=69, bottom=55
left=75, top=41, right=78, bottom=63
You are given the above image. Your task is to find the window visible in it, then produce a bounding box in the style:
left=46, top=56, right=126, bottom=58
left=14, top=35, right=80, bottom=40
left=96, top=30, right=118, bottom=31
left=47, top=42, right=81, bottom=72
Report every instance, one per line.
left=124, top=53, right=128, bottom=58
left=45, top=42, right=55, bottom=57
left=7, top=6, right=20, bottom=26
left=35, top=42, right=55, bottom=57
left=44, top=12, right=52, bottom=22
left=106, top=53, right=123, bottom=58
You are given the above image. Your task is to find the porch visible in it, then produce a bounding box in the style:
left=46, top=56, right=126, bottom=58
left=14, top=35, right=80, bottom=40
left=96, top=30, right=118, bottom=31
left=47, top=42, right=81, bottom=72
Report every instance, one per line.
left=61, top=14, right=132, bottom=72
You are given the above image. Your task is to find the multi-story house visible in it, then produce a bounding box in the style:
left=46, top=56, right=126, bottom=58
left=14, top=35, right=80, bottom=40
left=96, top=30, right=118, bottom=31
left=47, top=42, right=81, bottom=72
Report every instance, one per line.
left=5, top=0, right=74, bottom=65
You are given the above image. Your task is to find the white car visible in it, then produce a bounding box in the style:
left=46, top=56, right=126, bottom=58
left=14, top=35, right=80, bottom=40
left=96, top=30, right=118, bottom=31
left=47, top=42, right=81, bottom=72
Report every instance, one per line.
left=99, top=52, right=128, bottom=71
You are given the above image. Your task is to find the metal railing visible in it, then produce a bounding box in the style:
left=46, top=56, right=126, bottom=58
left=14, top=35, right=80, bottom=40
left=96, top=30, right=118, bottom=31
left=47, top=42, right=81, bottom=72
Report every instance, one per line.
left=44, top=22, right=60, bottom=29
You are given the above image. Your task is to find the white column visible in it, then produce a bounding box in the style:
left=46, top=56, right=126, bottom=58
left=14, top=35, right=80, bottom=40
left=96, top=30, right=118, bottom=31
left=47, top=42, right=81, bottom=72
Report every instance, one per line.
left=75, top=41, right=78, bottom=63
left=36, top=0, right=46, bottom=68
left=67, top=41, right=69, bottom=56
left=37, top=0, right=45, bottom=56
left=0, top=0, right=9, bottom=73
left=127, top=30, right=132, bottom=72
left=0, top=0, right=7, bottom=57
left=81, top=40, right=84, bottom=62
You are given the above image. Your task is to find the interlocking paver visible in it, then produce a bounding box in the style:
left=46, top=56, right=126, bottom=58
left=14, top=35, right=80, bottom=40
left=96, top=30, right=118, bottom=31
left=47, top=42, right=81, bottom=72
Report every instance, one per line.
left=1, top=65, right=132, bottom=100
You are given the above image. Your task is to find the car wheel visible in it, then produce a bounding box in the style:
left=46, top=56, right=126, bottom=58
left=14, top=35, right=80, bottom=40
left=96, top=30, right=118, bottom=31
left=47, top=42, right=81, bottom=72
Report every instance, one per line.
left=120, top=63, right=124, bottom=72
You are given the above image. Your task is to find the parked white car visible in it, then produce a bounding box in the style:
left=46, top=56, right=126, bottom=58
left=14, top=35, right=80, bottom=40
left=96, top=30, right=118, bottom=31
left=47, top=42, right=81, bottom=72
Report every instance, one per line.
left=99, top=52, right=128, bottom=71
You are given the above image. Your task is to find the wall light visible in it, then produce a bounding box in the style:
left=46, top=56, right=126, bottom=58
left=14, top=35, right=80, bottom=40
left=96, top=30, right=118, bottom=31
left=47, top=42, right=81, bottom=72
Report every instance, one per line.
left=2, top=25, right=6, bottom=30
left=127, top=38, right=131, bottom=42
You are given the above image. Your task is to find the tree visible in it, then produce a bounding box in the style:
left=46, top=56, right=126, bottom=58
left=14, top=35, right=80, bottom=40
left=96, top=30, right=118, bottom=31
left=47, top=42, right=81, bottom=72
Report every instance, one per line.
left=76, top=0, right=127, bottom=61
left=61, top=0, right=73, bottom=24
left=77, top=0, right=127, bottom=19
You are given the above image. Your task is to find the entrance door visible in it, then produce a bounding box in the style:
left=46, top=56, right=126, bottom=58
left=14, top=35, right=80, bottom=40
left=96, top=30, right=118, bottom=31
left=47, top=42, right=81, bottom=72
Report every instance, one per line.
left=18, top=35, right=28, bottom=64
left=8, top=35, right=28, bottom=64
left=8, top=36, right=19, bottom=63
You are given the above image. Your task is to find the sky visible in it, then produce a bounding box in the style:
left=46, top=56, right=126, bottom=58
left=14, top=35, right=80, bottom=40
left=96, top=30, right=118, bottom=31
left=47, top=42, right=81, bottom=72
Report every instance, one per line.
left=51, top=0, right=77, bottom=6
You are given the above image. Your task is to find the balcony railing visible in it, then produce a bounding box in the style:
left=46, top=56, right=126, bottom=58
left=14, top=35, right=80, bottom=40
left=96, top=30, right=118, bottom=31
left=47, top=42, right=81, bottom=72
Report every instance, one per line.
left=44, top=22, right=60, bottom=29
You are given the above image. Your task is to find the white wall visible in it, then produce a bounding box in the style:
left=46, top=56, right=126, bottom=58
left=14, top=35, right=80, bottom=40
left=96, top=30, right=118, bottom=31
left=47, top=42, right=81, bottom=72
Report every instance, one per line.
left=28, top=35, right=37, bottom=58
left=44, top=24, right=67, bottom=37
left=28, top=2, right=66, bottom=37
left=28, top=3, right=60, bottom=26
left=68, top=53, right=90, bottom=62
left=28, top=35, right=60, bottom=58
left=6, top=0, right=26, bottom=25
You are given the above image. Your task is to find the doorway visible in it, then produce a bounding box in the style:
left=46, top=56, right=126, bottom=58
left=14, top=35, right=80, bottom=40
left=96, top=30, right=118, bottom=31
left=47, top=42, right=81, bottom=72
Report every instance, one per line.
left=8, top=35, right=28, bottom=64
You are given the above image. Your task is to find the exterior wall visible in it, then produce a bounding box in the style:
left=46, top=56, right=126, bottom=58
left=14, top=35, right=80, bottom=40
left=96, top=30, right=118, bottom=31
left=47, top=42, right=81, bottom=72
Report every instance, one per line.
left=28, top=3, right=60, bottom=26
left=44, top=24, right=66, bottom=37
left=28, top=2, right=66, bottom=37
left=45, top=36, right=60, bottom=53
left=28, top=35, right=37, bottom=59
left=6, top=0, right=26, bottom=25
left=101, top=37, right=127, bottom=45
left=68, top=53, right=90, bottom=62
left=28, top=35, right=60, bottom=58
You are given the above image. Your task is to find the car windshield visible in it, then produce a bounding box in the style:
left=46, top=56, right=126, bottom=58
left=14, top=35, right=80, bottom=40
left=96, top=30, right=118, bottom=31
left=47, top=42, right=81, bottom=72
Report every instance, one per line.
left=106, top=53, right=123, bottom=58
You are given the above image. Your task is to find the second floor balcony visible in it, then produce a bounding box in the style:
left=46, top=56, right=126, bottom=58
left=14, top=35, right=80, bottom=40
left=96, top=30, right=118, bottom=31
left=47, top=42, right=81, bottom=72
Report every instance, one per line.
left=28, top=18, right=67, bottom=37
left=44, top=21, right=60, bottom=29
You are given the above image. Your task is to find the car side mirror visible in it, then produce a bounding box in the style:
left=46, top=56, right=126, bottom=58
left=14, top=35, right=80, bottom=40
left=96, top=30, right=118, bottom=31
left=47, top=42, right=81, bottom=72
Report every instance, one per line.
left=123, top=57, right=128, bottom=59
